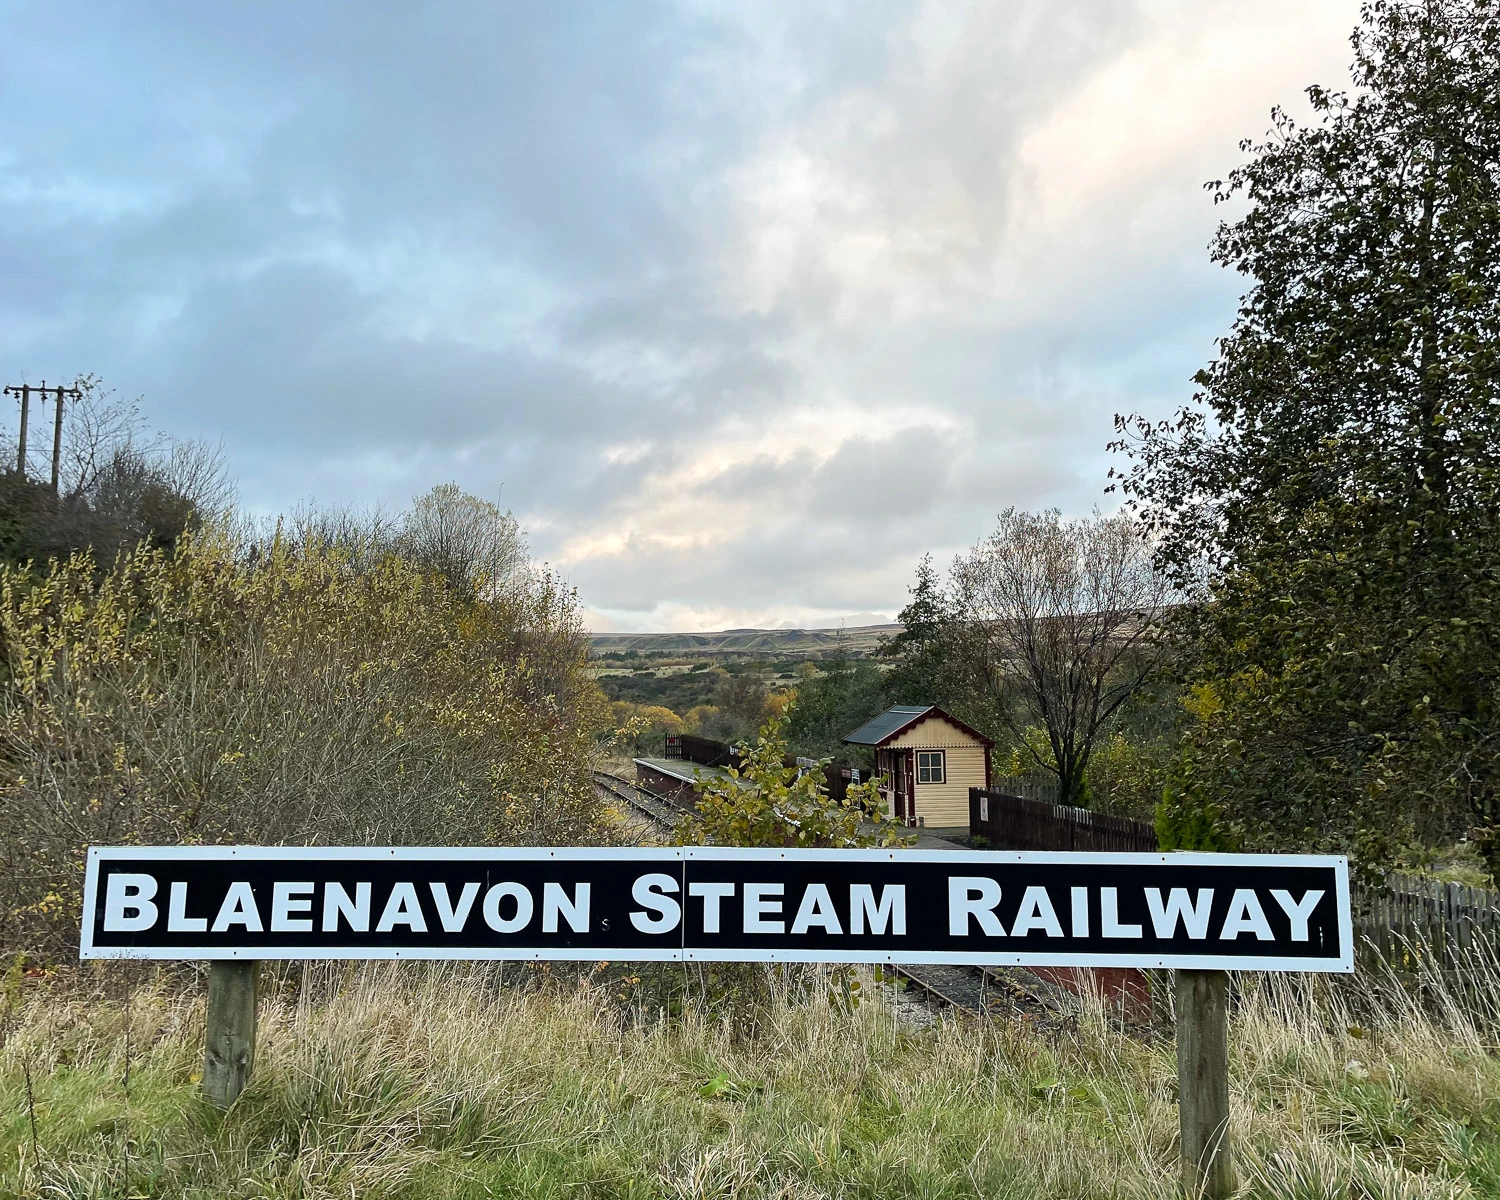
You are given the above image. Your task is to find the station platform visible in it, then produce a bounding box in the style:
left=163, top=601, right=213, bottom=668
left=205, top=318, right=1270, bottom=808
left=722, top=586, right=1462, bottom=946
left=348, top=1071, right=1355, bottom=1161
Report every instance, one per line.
left=633, top=757, right=742, bottom=787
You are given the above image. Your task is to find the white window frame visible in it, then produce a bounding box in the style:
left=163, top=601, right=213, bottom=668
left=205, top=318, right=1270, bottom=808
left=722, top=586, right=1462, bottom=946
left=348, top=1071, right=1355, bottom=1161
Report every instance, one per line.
left=916, top=750, right=945, bottom=784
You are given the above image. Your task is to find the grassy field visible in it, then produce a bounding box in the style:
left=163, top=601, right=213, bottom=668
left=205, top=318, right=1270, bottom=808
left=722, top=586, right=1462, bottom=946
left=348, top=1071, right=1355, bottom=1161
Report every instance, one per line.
left=589, top=625, right=899, bottom=659
left=3, top=964, right=1498, bottom=1199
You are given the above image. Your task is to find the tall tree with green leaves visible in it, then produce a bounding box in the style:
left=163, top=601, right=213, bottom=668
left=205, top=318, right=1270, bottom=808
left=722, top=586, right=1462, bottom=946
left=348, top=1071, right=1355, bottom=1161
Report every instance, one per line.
left=785, top=645, right=886, bottom=760
left=880, top=554, right=952, bottom=706
left=1112, top=0, right=1500, bottom=873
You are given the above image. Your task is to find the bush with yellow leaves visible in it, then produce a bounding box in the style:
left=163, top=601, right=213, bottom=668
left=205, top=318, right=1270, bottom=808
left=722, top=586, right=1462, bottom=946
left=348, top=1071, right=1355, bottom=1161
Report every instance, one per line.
left=0, top=530, right=609, bottom=960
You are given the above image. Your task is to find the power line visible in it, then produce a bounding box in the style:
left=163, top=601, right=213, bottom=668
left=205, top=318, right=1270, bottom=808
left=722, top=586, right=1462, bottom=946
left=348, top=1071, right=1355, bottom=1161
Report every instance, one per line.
left=3, top=379, right=83, bottom=492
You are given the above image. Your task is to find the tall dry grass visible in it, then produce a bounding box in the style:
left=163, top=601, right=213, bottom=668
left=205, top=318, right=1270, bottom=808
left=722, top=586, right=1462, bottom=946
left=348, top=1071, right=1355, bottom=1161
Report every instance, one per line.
left=1, top=960, right=1495, bottom=1199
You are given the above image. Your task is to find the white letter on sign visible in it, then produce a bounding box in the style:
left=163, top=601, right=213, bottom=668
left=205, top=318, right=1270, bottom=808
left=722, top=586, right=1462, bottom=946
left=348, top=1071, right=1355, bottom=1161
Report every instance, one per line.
left=168, top=881, right=206, bottom=933
left=1145, top=888, right=1213, bottom=940
left=377, top=882, right=428, bottom=932
left=850, top=884, right=905, bottom=935
left=324, top=882, right=371, bottom=932
left=483, top=883, right=534, bottom=933
left=690, top=882, right=734, bottom=933
left=429, top=881, right=481, bottom=932
left=1071, top=887, right=1089, bottom=937
left=272, top=882, right=315, bottom=932
left=631, top=873, right=681, bottom=933
left=212, top=882, right=263, bottom=932
left=744, top=883, right=784, bottom=933
left=1010, top=886, right=1063, bottom=937
left=949, top=877, right=1005, bottom=936
left=104, top=873, right=158, bottom=932
left=1101, top=888, right=1142, bottom=938
left=790, top=884, right=841, bottom=935
left=543, top=882, right=591, bottom=933
left=1221, top=889, right=1274, bottom=940
left=1271, top=889, right=1324, bottom=941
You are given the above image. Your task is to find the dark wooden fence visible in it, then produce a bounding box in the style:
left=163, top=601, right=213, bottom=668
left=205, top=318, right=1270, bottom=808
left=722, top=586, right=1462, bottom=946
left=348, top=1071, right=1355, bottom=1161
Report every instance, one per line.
left=986, top=774, right=1060, bottom=804
left=821, top=765, right=867, bottom=803
left=664, top=736, right=871, bottom=800
left=968, top=787, right=1159, bottom=853
left=664, top=734, right=741, bottom=769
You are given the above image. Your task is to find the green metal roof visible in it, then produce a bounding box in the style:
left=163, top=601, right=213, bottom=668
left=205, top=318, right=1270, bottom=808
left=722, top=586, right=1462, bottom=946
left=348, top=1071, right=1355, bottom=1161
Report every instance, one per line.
left=841, top=705, right=934, bottom=746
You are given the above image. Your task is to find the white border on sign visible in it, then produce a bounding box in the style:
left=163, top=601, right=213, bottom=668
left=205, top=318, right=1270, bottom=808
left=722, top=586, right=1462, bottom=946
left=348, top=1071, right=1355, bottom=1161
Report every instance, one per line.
left=79, top=845, right=1354, bottom=972
left=84, top=845, right=1349, bottom=867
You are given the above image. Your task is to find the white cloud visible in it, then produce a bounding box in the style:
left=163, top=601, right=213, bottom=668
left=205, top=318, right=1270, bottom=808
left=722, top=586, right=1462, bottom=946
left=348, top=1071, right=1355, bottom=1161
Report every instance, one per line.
left=0, top=0, right=1365, bottom=631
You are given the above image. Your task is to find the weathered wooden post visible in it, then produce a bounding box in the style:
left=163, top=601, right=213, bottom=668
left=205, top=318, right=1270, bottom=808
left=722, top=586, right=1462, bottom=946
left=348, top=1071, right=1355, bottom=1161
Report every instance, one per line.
left=1176, top=968, right=1232, bottom=1199
left=203, top=960, right=258, bottom=1107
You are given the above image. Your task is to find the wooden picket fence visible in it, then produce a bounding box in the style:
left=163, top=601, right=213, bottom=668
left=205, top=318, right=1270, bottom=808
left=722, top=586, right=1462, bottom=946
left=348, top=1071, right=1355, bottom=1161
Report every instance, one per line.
left=1352, top=872, right=1500, bottom=990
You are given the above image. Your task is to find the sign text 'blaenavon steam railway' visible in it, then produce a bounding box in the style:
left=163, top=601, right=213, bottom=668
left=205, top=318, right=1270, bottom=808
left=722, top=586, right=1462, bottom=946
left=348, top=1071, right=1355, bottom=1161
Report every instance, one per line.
left=82, top=847, right=1352, bottom=972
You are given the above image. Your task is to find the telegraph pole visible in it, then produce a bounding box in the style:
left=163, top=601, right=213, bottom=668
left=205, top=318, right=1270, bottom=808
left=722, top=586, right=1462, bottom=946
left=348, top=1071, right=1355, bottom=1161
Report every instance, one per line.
left=3, top=380, right=82, bottom=489
left=48, top=382, right=82, bottom=493
left=4, top=382, right=35, bottom=474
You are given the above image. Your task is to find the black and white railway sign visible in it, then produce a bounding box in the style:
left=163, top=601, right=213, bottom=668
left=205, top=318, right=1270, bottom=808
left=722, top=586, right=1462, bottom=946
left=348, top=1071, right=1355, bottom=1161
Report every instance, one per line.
left=81, top=846, right=1353, bottom=972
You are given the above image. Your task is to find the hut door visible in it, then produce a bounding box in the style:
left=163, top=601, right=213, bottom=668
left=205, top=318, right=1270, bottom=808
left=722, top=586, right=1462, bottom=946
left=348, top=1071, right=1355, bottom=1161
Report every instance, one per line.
left=903, top=752, right=916, bottom=824
left=889, top=751, right=905, bottom=822
left=889, top=751, right=908, bottom=823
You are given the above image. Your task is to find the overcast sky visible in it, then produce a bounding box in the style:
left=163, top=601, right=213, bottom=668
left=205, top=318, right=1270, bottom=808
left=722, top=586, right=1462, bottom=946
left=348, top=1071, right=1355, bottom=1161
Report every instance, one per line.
left=1, top=1, right=1360, bottom=631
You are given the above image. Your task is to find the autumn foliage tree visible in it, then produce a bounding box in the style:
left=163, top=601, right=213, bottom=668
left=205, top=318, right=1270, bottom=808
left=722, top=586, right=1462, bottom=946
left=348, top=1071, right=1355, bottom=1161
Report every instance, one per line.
left=678, top=716, right=905, bottom=849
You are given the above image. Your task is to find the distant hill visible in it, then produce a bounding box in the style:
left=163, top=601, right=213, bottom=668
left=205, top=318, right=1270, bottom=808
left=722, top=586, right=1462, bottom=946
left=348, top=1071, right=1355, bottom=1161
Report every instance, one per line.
left=589, top=623, right=902, bottom=657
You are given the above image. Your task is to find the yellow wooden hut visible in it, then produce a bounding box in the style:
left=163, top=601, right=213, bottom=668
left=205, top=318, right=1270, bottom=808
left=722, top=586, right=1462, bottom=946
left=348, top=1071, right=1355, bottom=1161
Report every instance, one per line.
left=842, top=705, right=993, bottom=828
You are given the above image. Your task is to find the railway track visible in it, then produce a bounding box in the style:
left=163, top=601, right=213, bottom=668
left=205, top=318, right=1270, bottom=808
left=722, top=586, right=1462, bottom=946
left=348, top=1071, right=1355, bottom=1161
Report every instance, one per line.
left=593, top=769, right=684, bottom=831
left=891, top=964, right=1002, bottom=1014
left=891, top=963, right=1074, bottom=1020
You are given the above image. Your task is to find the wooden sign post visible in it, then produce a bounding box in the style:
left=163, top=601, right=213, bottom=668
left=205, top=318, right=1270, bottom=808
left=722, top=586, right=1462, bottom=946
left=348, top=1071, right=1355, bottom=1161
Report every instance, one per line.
left=81, top=842, right=1350, bottom=1182
left=1176, top=969, right=1232, bottom=1198
left=203, top=960, right=258, bottom=1108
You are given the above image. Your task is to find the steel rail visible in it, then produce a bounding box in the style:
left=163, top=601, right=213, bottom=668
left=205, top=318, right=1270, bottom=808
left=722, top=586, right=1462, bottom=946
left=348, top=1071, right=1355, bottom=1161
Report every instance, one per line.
left=592, top=769, right=682, bottom=830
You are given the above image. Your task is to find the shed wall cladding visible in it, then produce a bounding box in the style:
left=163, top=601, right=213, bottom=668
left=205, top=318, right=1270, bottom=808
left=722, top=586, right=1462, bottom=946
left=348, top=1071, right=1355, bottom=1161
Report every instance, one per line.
left=887, top=716, right=989, bottom=826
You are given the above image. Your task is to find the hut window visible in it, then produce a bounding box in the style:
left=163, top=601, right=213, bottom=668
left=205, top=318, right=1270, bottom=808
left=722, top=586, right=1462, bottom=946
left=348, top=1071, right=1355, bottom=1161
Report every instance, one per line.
left=916, top=750, right=945, bottom=784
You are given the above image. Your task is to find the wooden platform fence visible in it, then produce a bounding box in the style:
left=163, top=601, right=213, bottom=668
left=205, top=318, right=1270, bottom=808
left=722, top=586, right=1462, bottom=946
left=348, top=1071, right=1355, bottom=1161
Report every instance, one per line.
left=986, top=774, right=1060, bottom=804
left=1351, top=871, right=1500, bottom=996
left=969, top=786, right=1159, bottom=853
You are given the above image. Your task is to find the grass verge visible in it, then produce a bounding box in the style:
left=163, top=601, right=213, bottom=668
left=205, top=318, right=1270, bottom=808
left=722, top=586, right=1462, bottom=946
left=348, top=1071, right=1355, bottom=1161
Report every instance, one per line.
left=2, top=964, right=1497, bottom=1198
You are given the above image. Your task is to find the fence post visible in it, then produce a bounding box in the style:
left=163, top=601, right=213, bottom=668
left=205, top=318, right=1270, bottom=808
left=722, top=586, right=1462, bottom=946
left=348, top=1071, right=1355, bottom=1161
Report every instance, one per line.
left=203, top=960, right=258, bottom=1107
left=1176, top=968, right=1233, bottom=1198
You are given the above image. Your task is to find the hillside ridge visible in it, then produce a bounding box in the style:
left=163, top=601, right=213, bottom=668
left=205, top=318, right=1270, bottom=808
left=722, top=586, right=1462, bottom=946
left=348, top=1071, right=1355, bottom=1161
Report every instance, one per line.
left=589, top=623, right=902, bottom=655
